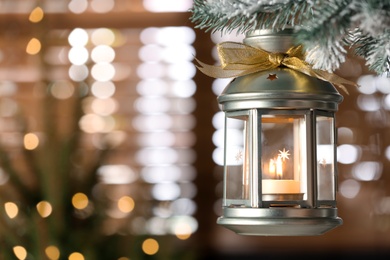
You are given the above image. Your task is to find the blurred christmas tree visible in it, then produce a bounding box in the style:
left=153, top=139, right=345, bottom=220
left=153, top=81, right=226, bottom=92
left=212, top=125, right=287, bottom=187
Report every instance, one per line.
left=0, top=3, right=199, bottom=259
left=0, top=6, right=130, bottom=260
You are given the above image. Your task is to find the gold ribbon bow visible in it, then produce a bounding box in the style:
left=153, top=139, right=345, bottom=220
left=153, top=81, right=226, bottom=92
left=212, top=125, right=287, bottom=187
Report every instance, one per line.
left=196, top=42, right=358, bottom=94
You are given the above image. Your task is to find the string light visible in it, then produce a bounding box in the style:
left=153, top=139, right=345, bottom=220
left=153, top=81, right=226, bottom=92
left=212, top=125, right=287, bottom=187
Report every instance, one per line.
left=68, top=252, right=84, bottom=260
left=72, top=193, right=89, bottom=210
left=23, top=133, right=39, bottom=150
left=4, top=202, right=19, bottom=219
left=117, top=196, right=135, bottom=213
left=13, top=246, right=27, bottom=260
left=36, top=201, right=53, bottom=218
left=26, top=38, right=41, bottom=55
left=45, top=246, right=60, bottom=260
left=142, top=238, right=159, bottom=255
left=29, top=7, right=44, bottom=23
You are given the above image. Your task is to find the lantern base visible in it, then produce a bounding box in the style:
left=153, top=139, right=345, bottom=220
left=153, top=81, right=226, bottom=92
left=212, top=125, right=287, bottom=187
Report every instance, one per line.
left=217, top=207, right=342, bottom=236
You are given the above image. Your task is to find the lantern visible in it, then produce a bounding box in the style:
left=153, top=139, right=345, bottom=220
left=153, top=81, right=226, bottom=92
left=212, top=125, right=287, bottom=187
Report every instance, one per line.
left=216, top=29, right=343, bottom=236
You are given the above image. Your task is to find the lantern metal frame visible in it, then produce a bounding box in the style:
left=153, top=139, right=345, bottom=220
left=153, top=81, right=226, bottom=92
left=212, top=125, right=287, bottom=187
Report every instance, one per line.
left=216, top=29, right=343, bottom=236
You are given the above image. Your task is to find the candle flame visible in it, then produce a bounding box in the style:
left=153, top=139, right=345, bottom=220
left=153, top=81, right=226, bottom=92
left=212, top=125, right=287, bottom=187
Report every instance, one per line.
left=269, top=159, right=276, bottom=174
left=269, top=148, right=289, bottom=178
left=276, top=156, right=283, bottom=179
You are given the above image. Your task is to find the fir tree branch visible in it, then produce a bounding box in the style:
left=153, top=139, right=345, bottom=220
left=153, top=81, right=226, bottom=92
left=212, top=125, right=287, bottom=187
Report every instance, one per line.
left=349, top=29, right=390, bottom=76
left=190, top=0, right=390, bottom=75
left=296, top=0, right=355, bottom=72
left=190, top=0, right=314, bottom=33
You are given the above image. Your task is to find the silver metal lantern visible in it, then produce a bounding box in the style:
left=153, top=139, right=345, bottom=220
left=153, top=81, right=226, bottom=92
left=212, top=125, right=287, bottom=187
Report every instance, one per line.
left=216, top=29, right=343, bottom=236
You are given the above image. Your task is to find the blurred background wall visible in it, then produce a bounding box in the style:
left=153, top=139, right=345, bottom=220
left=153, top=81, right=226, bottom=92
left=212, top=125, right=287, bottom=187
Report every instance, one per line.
left=0, top=0, right=390, bottom=259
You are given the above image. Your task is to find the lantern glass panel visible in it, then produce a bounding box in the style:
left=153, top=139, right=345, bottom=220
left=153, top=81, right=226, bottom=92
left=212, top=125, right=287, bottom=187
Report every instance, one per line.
left=316, top=115, right=336, bottom=201
left=261, top=114, right=307, bottom=200
left=224, top=111, right=251, bottom=207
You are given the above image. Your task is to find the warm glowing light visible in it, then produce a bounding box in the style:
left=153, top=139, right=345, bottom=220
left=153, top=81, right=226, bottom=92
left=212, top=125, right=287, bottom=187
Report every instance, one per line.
left=91, top=28, right=115, bottom=46
left=45, top=246, right=60, bottom=260
left=68, top=252, right=84, bottom=260
left=29, top=7, right=44, bottom=23
left=91, top=45, right=115, bottom=63
left=91, top=63, right=115, bottom=81
left=91, top=81, right=115, bottom=98
left=68, top=28, right=88, bottom=47
left=268, top=148, right=290, bottom=179
left=264, top=151, right=301, bottom=194
left=167, top=62, right=196, bottom=80
left=97, top=164, right=137, bottom=184
left=174, top=222, right=192, bottom=240
left=90, top=0, right=115, bottom=13
left=337, top=144, right=361, bottom=164
left=68, top=0, right=88, bottom=14
left=156, top=27, right=195, bottom=45
left=151, top=183, right=180, bottom=201
left=5, top=202, right=19, bottom=219
left=24, top=133, right=39, bottom=150
left=172, top=80, right=196, bottom=98
left=142, top=238, right=159, bottom=255
left=91, top=98, right=118, bottom=116
left=169, top=216, right=198, bottom=237
left=36, top=201, right=53, bottom=218
left=269, top=159, right=276, bottom=175
left=136, top=132, right=176, bottom=147
left=117, top=196, right=135, bottom=213
left=143, top=0, right=193, bottom=12
left=79, top=114, right=105, bottom=133
left=13, top=246, right=27, bottom=260
left=72, top=193, right=89, bottom=210
left=136, top=79, right=168, bottom=96
left=276, top=156, right=283, bottom=178
left=162, top=45, right=195, bottom=63
left=68, top=47, right=89, bottom=65
left=79, top=114, right=115, bottom=134
left=26, top=38, right=41, bottom=55
left=139, top=44, right=162, bottom=62
left=141, top=166, right=182, bottom=183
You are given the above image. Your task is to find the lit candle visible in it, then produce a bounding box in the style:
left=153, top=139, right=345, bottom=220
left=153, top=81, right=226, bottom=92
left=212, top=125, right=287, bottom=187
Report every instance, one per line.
left=263, top=149, right=300, bottom=194
left=269, top=159, right=276, bottom=175
left=262, top=179, right=300, bottom=194
left=276, top=156, right=283, bottom=179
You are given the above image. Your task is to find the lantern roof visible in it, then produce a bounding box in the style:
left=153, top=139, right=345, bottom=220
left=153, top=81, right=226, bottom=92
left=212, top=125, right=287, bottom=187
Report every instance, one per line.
left=217, top=68, right=343, bottom=111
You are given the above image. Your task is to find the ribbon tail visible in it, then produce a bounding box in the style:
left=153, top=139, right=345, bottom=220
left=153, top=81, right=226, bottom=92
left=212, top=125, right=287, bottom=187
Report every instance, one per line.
left=194, top=58, right=243, bottom=78
left=284, top=58, right=357, bottom=95
left=311, top=70, right=358, bottom=95
left=195, top=58, right=275, bottom=78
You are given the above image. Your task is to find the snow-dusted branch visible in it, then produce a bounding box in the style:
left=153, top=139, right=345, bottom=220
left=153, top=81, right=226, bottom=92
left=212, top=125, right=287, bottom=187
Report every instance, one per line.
left=190, top=0, right=390, bottom=75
